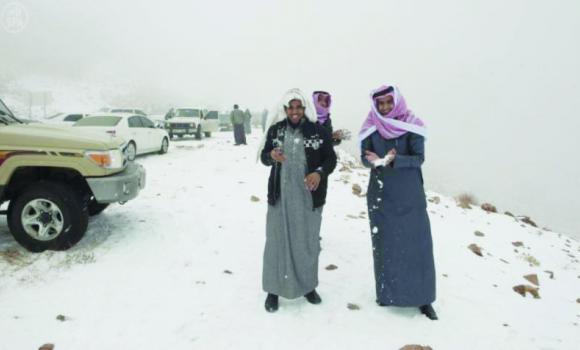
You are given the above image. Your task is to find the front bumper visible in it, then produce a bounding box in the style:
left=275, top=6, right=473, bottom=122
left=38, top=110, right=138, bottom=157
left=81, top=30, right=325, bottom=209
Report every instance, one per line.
left=86, top=163, right=146, bottom=203
left=169, top=128, right=196, bottom=134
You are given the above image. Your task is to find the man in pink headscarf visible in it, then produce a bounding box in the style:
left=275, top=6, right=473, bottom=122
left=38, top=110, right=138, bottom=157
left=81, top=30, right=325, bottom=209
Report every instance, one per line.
left=313, top=90, right=349, bottom=146
left=359, top=84, right=437, bottom=320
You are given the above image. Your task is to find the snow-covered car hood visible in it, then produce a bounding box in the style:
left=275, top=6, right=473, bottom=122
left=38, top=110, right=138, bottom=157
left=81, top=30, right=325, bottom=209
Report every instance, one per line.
left=0, top=122, right=124, bottom=150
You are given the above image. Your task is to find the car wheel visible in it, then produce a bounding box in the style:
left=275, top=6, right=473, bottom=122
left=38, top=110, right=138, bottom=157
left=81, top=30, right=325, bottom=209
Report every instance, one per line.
left=88, top=199, right=109, bottom=216
left=125, top=141, right=137, bottom=161
left=8, top=182, right=89, bottom=252
left=159, top=137, right=169, bottom=154
left=196, top=125, right=202, bottom=140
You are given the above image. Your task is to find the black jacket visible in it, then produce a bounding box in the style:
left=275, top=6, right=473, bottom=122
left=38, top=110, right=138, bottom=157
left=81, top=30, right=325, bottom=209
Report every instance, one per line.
left=320, top=117, right=342, bottom=146
left=261, top=118, right=337, bottom=209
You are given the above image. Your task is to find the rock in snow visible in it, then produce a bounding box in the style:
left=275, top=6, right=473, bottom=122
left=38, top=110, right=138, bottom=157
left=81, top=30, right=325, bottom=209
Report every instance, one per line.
left=524, top=274, right=540, bottom=286
left=468, top=243, right=483, bottom=257
left=513, top=285, right=541, bottom=299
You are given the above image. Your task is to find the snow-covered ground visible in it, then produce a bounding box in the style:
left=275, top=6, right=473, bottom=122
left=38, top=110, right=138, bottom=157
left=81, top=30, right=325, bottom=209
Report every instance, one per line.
left=0, top=132, right=578, bottom=350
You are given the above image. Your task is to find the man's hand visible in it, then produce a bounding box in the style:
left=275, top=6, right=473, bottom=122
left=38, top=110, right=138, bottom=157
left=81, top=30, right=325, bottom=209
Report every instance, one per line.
left=365, top=150, right=380, bottom=163
left=270, top=148, right=286, bottom=163
left=333, top=129, right=352, bottom=141
left=366, top=149, right=397, bottom=167
left=305, top=172, right=321, bottom=192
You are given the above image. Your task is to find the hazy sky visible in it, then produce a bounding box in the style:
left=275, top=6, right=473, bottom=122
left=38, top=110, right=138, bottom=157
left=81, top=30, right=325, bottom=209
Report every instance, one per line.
left=1, top=0, right=579, bottom=236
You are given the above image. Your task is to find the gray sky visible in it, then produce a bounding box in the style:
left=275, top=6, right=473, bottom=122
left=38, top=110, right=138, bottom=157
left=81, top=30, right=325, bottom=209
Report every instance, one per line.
left=2, top=0, right=580, bottom=236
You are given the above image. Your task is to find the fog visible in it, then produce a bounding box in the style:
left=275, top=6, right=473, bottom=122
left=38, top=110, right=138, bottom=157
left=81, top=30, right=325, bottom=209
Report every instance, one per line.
left=1, top=0, right=579, bottom=237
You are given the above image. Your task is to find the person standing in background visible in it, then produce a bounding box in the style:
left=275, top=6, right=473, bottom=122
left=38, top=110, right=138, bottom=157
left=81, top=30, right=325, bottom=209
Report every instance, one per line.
left=313, top=90, right=349, bottom=146
left=231, top=104, right=247, bottom=145
left=244, top=108, right=252, bottom=135
left=261, top=108, right=268, bottom=133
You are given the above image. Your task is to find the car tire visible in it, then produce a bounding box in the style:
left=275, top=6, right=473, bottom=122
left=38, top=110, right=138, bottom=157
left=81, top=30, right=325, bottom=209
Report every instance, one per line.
left=159, top=137, right=169, bottom=154
left=196, top=125, right=202, bottom=140
left=88, top=199, right=109, bottom=216
left=8, top=181, right=89, bottom=252
left=125, top=141, right=137, bottom=161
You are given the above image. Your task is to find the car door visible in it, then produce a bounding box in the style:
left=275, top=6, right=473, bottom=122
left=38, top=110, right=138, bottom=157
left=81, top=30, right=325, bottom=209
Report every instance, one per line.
left=203, top=111, right=219, bottom=132
left=127, top=116, right=149, bottom=154
left=139, top=116, right=160, bottom=150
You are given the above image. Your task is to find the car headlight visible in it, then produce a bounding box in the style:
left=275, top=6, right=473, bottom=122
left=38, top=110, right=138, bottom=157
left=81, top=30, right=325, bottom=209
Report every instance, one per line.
left=85, top=149, right=124, bottom=169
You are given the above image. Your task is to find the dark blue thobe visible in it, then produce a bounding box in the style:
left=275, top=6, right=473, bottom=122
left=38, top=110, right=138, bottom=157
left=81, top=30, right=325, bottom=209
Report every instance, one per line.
left=361, top=131, right=436, bottom=306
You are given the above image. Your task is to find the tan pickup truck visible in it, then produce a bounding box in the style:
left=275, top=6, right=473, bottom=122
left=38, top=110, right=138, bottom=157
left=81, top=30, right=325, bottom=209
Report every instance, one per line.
left=0, top=98, right=146, bottom=252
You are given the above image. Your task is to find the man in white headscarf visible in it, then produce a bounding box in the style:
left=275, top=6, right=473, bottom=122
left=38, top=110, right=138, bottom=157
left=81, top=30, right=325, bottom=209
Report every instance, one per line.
left=259, top=88, right=337, bottom=312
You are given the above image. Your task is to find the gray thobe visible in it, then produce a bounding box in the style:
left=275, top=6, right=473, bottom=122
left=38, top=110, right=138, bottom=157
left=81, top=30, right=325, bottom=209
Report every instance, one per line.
left=262, top=125, right=322, bottom=299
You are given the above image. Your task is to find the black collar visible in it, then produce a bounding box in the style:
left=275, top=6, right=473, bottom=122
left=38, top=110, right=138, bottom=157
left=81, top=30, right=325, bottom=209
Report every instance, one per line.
left=286, top=117, right=306, bottom=129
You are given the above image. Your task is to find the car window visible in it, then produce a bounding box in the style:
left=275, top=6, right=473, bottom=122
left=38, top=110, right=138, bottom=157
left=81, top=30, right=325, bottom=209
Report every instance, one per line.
left=139, top=117, right=155, bottom=128
left=205, top=111, right=218, bottom=119
left=128, top=116, right=143, bottom=128
left=63, top=114, right=84, bottom=122
left=74, top=116, right=121, bottom=127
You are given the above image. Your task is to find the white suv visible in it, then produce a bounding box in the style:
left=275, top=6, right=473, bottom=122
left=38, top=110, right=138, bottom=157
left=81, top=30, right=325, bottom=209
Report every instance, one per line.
left=164, top=108, right=219, bottom=139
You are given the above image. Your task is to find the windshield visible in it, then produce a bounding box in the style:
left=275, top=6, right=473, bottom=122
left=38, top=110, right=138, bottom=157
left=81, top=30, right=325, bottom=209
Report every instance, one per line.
left=74, top=116, right=122, bottom=127
left=205, top=111, right=218, bottom=119
left=0, top=99, right=21, bottom=125
left=176, top=109, right=201, bottom=117
left=47, top=112, right=64, bottom=120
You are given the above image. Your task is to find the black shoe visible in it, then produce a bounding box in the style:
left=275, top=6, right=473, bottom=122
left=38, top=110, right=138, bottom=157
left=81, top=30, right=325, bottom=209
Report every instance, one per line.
left=419, top=304, right=438, bottom=320
left=304, top=290, right=322, bottom=305
left=265, top=293, right=279, bottom=313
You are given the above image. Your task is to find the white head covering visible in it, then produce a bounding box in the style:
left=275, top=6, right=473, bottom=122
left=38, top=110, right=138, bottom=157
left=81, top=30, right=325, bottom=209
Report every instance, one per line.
left=256, top=88, right=317, bottom=161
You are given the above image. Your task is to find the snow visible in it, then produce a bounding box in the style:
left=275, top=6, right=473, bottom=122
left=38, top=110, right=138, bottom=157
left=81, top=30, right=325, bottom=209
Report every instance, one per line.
left=0, top=132, right=579, bottom=350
